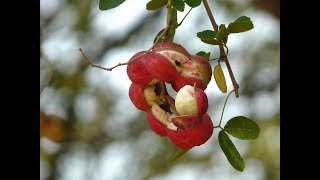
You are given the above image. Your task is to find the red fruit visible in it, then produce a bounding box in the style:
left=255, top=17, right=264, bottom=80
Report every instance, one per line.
left=175, top=85, right=208, bottom=116
left=170, top=55, right=212, bottom=91
left=145, top=42, right=192, bottom=82
left=170, top=115, right=200, bottom=130
left=146, top=110, right=167, bottom=136
left=167, top=113, right=214, bottom=150
left=171, top=74, right=208, bottom=91
left=144, top=52, right=180, bottom=82
left=129, top=83, right=149, bottom=111
left=191, top=55, right=212, bottom=85
left=151, top=42, right=191, bottom=57
left=127, top=51, right=154, bottom=87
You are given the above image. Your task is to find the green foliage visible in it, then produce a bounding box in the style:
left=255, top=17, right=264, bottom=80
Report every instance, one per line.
left=197, top=30, right=217, bottom=39
left=227, top=16, right=254, bottom=33
left=196, top=51, right=211, bottom=60
left=172, top=0, right=185, bottom=12
left=184, top=0, right=202, bottom=8
left=219, top=130, right=245, bottom=172
left=146, top=0, right=168, bottom=10
left=216, top=24, right=228, bottom=41
left=168, top=148, right=188, bottom=165
left=99, top=0, right=126, bottom=10
left=197, top=30, right=220, bottom=45
left=224, top=116, right=260, bottom=140
left=214, top=64, right=227, bottom=93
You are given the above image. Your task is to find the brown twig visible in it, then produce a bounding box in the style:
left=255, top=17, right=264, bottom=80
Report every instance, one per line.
left=202, top=0, right=240, bottom=98
left=177, top=8, right=193, bottom=27
left=79, top=48, right=128, bottom=71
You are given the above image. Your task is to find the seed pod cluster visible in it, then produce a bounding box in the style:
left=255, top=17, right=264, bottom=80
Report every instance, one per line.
left=127, top=42, right=214, bottom=150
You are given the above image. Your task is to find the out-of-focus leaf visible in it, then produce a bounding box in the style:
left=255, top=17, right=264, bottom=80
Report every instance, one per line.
left=172, top=0, right=185, bottom=12
left=168, top=148, right=188, bottom=165
left=227, top=16, right=254, bottom=33
left=40, top=112, right=65, bottom=142
left=219, top=130, right=245, bottom=172
left=224, top=116, right=260, bottom=140
left=146, top=0, right=168, bottom=10
left=214, top=64, right=227, bottom=93
left=99, top=0, right=126, bottom=10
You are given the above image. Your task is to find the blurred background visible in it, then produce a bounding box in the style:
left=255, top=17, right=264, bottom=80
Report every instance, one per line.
left=40, top=0, right=279, bottom=179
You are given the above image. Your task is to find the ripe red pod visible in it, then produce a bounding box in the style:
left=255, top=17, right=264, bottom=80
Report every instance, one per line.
left=167, top=113, right=214, bottom=150
left=145, top=42, right=191, bottom=82
left=171, top=75, right=208, bottom=91
left=170, top=115, right=200, bottom=130
left=151, top=42, right=191, bottom=57
left=126, top=51, right=154, bottom=87
left=170, top=55, right=212, bottom=91
left=144, top=52, right=180, bottom=82
left=128, top=83, right=149, bottom=111
left=146, top=110, right=167, bottom=136
left=191, top=55, right=212, bottom=86
left=175, top=85, right=208, bottom=116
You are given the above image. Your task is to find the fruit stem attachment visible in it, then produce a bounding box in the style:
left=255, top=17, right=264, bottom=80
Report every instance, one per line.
left=149, top=0, right=177, bottom=52
left=202, top=0, right=240, bottom=98
left=79, top=48, right=129, bottom=71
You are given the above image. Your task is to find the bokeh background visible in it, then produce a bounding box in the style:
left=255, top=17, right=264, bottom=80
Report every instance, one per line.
left=40, top=0, right=279, bottom=179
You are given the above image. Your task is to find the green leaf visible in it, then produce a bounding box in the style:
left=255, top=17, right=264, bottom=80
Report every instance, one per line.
left=99, top=0, right=126, bottom=10
left=197, top=30, right=217, bottom=39
left=216, top=24, right=229, bottom=40
left=172, top=0, right=185, bottom=12
left=201, top=39, right=220, bottom=45
left=168, top=148, right=188, bottom=165
left=219, top=131, right=245, bottom=172
left=196, top=51, right=210, bottom=60
left=214, top=64, right=227, bottom=93
left=227, top=16, right=254, bottom=33
left=185, top=0, right=202, bottom=8
left=224, top=116, right=260, bottom=140
left=197, top=30, right=220, bottom=45
left=146, top=0, right=168, bottom=10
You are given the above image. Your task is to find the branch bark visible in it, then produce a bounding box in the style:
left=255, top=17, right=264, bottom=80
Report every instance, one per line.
left=202, top=0, right=240, bottom=98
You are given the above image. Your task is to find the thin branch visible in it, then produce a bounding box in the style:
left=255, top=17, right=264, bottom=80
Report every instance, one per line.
left=218, top=90, right=235, bottom=127
left=177, top=8, right=193, bottom=27
left=79, top=48, right=128, bottom=71
left=202, top=0, right=240, bottom=98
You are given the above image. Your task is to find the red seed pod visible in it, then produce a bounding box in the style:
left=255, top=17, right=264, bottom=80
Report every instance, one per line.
left=128, top=83, right=149, bottom=111
left=126, top=51, right=154, bottom=87
left=151, top=42, right=191, bottom=57
left=167, top=113, right=214, bottom=150
left=170, top=55, right=212, bottom=91
left=146, top=110, right=167, bottom=136
left=144, top=52, right=179, bottom=82
left=191, top=55, right=212, bottom=85
left=171, top=74, right=208, bottom=92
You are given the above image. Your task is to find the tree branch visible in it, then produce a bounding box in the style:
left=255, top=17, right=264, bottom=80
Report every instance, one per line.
left=79, top=48, right=128, bottom=71
left=202, top=0, right=240, bottom=98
